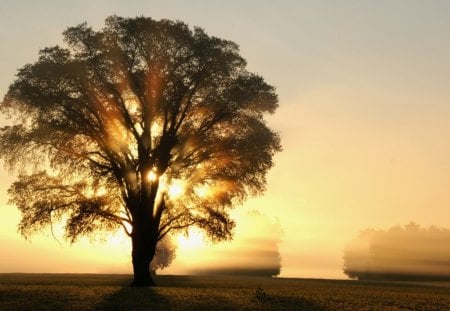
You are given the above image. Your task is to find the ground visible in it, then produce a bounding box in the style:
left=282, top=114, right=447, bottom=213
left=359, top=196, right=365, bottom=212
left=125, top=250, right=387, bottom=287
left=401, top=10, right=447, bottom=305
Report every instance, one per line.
left=0, top=274, right=449, bottom=310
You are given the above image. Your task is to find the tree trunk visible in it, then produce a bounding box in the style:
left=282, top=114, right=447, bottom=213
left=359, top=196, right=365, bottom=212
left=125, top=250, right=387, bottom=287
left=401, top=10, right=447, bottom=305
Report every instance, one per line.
left=131, top=255, right=154, bottom=286
left=130, top=223, right=157, bottom=287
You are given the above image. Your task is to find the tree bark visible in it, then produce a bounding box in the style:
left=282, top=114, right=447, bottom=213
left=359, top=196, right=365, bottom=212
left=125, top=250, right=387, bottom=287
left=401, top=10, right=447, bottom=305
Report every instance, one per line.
left=130, top=222, right=157, bottom=286
left=131, top=256, right=154, bottom=286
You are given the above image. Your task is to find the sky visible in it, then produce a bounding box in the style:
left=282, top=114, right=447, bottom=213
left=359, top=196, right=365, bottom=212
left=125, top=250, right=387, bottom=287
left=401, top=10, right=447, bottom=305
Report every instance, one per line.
left=1, top=0, right=450, bottom=279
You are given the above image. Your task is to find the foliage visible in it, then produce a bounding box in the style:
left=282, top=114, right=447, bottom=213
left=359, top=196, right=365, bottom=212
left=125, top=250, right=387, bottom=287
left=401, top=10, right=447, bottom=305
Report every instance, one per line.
left=0, top=15, right=281, bottom=249
left=343, top=222, right=450, bottom=281
left=150, top=236, right=176, bottom=274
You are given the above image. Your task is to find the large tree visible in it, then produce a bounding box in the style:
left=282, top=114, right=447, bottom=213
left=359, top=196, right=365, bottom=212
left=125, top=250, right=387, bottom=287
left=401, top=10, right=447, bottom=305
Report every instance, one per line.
left=0, top=16, right=281, bottom=286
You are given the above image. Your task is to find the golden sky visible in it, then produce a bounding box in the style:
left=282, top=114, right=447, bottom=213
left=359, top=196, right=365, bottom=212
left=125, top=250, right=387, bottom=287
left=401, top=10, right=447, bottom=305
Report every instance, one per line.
left=0, top=1, right=449, bottom=279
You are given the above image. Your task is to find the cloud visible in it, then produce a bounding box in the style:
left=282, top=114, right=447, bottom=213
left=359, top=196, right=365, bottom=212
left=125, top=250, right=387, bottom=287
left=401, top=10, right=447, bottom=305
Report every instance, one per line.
left=343, top=222, right=450, bottom=281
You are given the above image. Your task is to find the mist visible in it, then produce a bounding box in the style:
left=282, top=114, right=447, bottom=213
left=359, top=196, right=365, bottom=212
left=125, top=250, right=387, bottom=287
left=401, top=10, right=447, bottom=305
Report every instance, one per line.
left=179, top=211, right=283, bottom=277
left=344, top=223, right=450, bottom=281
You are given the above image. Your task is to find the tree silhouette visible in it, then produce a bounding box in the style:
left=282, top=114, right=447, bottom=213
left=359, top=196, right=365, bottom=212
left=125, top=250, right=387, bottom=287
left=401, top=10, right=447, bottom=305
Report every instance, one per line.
left=343, top=223, right=450, bottom=281
left=150, top=236, right=176, bottom=275
left=0, top=16, right=281, bottom=286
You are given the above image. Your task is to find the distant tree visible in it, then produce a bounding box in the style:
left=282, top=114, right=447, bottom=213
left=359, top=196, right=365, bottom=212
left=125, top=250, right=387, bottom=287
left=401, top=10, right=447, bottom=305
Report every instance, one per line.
left=191, top=211, right=282, bottom=277
left=343, top=223, right=450, bottom=281
left=150, top=236, right=176, bottom=275
left=0, top=16, right=281, bottom=286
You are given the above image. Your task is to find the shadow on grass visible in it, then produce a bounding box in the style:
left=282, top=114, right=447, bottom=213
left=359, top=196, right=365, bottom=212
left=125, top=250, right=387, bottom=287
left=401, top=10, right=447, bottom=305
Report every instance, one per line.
left=96, top=285, right=328, bottom=311
left=96, top=286, right=249, bottom=311
left=96, top=286, right=169, bottom=310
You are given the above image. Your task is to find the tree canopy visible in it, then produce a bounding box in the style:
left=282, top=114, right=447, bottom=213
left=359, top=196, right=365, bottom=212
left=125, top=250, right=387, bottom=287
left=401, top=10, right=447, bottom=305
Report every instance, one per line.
left=0, top=16, right=281, bottom=285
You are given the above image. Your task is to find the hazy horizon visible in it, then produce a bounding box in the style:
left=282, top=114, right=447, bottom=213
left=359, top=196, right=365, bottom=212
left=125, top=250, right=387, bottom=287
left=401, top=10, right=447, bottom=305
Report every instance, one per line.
left=1, top=0, right=450, bottom=279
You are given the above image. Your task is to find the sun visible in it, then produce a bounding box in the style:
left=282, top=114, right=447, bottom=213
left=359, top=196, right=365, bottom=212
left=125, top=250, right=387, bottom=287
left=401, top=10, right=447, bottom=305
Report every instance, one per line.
left=177, top=228, right=205, bottom=251
left=168, top=180, right=185, bottom=198
left=146, top=169, right=158, bottom=182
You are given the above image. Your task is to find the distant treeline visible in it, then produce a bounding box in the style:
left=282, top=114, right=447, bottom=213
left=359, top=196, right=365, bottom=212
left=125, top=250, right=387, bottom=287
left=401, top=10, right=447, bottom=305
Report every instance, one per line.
left=190, top=211, right=282, bottom=278
left=344, top=222, right=450, bottom=281
left=345, top=273, right=450, bottom=282
left=191, top=248, right=281, bottom=277
left=192, top=267, right=280, bottom=277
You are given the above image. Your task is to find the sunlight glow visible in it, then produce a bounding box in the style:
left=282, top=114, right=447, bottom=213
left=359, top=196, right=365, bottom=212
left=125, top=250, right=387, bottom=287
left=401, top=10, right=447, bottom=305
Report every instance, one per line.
left=168, top=180, right=185, bottom=198
left=177, top=228, right=205, bottom=250
left=151, top=122, right=162, bottom=137
left=83, top=186, right=106, bottom=199
left=107, top=230, right=130, bottom=250
left=194, top=184, right=209, bottom=198
left=125, top=99, right=138, bottom=114
left=95, top=187, right=106, bottom=196
left=147, top=169, right=158, bottom=182
left=123, top=221, right=132, bottom=234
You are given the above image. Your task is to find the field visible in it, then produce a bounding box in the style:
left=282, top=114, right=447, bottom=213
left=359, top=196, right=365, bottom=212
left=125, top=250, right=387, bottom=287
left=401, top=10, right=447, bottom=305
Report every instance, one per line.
left=0, top=274, right=449, bottom=310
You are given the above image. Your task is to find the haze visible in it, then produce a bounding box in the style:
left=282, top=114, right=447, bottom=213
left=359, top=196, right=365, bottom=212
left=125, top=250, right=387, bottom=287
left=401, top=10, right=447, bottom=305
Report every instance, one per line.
left=344, top=223, right=450, bottom=280
left=1, top=0, right=449, bottom=279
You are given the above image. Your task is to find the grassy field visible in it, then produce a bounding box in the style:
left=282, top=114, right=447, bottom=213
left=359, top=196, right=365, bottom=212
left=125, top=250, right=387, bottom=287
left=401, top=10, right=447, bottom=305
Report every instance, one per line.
left=0, top=274, right=449, bottom=310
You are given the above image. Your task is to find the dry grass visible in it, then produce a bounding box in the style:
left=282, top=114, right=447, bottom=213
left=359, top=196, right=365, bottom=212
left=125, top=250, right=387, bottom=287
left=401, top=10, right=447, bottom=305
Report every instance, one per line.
left=0, top=273, right=449, bottom=310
